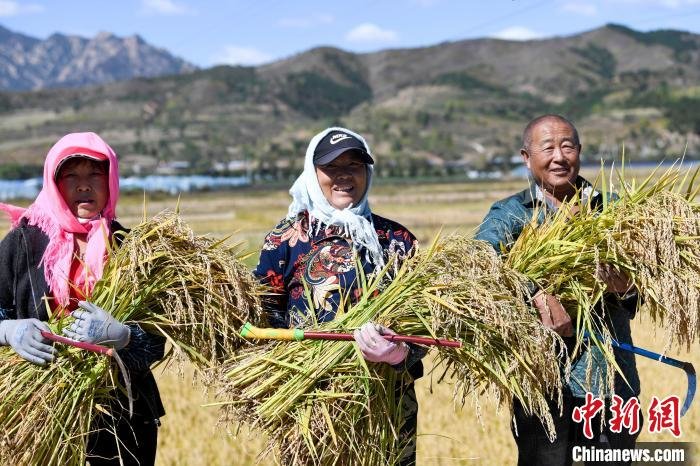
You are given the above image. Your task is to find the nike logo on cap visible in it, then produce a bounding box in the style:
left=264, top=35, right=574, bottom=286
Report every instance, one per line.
left=330, top=133, right=352, bottom=144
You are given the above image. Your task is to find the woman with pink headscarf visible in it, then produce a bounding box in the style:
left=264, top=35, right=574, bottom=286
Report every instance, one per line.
left=0, top=132, right=164, bottom=465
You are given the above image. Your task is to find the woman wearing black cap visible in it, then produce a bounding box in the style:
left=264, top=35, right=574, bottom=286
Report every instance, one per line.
left=254, top=126, right=424, bottom=465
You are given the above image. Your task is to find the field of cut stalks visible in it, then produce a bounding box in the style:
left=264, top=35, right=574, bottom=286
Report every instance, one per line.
left=1, top=177, right=698, bottom=465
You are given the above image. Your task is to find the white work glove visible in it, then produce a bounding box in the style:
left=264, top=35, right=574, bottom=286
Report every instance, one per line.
left=63, top=301, right=131, bottom=350
left=354, top=322, right=409, bottom=365
left=0, top=318, right=56, bottom=365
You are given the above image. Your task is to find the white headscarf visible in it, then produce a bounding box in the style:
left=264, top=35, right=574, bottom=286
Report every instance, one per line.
left=288, top=126, right=385, bottom=270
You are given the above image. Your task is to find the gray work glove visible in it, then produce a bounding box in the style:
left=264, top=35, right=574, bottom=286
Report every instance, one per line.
left=0, top=318, right=56, bottom=365
left=354, top=322, right=409, bottom=365
left=63, top=301, right=131, bottom=350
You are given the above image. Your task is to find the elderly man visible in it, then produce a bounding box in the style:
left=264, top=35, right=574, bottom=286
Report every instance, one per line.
left=476, top=114, right=640, bottom=466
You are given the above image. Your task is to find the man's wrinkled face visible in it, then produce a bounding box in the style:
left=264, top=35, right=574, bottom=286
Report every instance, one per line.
left=522, top=118, right=581, bottom=200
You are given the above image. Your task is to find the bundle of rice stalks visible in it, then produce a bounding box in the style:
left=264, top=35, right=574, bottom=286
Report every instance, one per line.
left=501, top=192, right=624, bottom=396
left=216, top=259, right=421, bottom=465
left=505, top=164, right=700, bottom=369
left=0, top=210, right=265, bottom=465
left=504, top=190, right=611, bottom=348
left=93, top=209, right=264, bottom=366
left=215, top=234, right=563, bottom=465
left=605, top=167, right=700, bottom=349
left=0, top=345, right=111, bottom=465
left=415, top=237, right=564, bottom=430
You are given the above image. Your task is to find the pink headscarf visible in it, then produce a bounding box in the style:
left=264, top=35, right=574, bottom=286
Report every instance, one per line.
left=0, top=132, right=119, bottom=306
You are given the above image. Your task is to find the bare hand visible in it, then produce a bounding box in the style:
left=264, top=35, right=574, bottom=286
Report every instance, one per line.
left=597, top=264, right=633, bottom=294
left=532, top=290, right=574, bottom=337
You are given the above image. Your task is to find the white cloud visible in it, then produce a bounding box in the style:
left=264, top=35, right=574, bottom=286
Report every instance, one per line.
left=491, top=26, right=544, bottom=41
left=278, top=13, right=334, bottom=28
left=413, top=0, right=440, bottom=6
left=0, top=0, right=43, bottom=16
left=345, top=23, right=399, bottom=44
left=212, top=45, right=272, bottom=66
left=141, top=0, right=193, bottom=15
left=561, top=2, right=598, bottom=16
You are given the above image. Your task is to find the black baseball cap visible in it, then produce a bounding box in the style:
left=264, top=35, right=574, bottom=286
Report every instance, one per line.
left=313, top=130, right=374, bottom=166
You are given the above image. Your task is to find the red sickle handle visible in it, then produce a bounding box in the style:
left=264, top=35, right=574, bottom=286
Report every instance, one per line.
left=303, top=331, right=462, bottom=348
left=239, top=323, right=462, bottom=348
left=40, top=330, right=114, bottom=357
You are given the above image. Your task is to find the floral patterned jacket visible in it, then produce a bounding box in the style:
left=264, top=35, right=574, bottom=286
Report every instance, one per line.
left=254, top=210, right=424, bottom=377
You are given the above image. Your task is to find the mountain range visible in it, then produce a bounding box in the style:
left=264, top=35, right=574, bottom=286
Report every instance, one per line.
left=0, top=24, right=195, bottom=90
left=0, top=23, right=698, bottom=180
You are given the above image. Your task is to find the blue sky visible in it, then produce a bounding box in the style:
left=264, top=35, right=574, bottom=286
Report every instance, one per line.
left=1, top=0, right=700, bottom=67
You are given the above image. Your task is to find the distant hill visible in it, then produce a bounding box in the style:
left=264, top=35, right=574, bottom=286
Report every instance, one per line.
left=0, top=24, right=196, bottom=90
left=0, top=23, right=698, bottom=181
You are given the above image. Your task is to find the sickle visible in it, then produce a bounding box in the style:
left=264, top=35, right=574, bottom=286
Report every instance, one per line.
left=584, top=332, right=695, bottom=416
left=609, top=338, right=695, bottom=417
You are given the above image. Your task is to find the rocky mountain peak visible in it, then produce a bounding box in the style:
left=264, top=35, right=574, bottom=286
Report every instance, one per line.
left=0, top=24, right=197, bottom=91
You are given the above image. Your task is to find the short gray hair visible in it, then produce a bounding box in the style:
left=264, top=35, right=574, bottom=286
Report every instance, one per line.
left=522, top=114, right=580, bottom=151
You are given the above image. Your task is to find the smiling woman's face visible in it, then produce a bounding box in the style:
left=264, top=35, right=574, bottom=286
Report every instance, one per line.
left=56, top=157, right=109, bottom=219
left=315, top=150, right=368, bottom=210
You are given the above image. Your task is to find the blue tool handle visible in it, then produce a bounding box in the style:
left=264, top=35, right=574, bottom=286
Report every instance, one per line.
left=583, top=331, right=695, bottom=416
left=583, top=331, right=683, bottom=368
left=608, top=338, right=687, bottom=369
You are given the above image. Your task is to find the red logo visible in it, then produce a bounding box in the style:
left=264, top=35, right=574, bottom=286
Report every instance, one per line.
left=648, top=396, right=681, bottom=437
left=572, top=393, right=605, bottom=439
left=609, top=395, right=641, bottom=435
left=572, top=393, right=682, bottom=438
